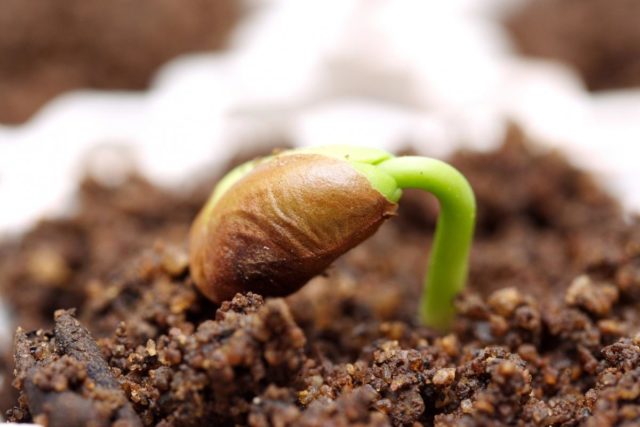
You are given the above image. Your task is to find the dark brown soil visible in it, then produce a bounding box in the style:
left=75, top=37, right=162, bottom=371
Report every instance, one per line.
left=3, top=127, right=640, bottom=426
left=507, top=0, right=640, bottom=91
left=0, top=0, right=238, bottom=124
left=12, top=309, right=141, bottom=426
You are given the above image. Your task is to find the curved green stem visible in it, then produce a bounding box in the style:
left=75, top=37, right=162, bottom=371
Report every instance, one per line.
left=377, top=156, right=476, bottom=331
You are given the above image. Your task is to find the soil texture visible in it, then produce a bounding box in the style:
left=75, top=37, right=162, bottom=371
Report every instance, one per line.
left=2, top=127, right=640, bottom=426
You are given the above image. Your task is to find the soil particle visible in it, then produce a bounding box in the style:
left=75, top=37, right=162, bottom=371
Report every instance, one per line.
left=565, top=275, right=619, bottom=317
left=9, top=310, right=141, bottom=426
left=432, top=368, right=456, bottom=386
left=584, top=338, right=640, bottom=426
left=615, top=256, right=640, bottom=300
left=487, top=287, right=526, bottom=318
left=457, top=287, right=542, bottom=349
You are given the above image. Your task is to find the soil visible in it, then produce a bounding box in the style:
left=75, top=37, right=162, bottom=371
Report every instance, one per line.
left=0, top=0, right=239, bottom=124
left=506, top=0, right=640, bottom=91
left=2, top=126, right=640, bottom=426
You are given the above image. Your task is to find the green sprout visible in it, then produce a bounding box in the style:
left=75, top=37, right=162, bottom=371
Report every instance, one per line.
left=190, top=145, right=476, bottom=330
left=376, top=156, right=476, bottom=330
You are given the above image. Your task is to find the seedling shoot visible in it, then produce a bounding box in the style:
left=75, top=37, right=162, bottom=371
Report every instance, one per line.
left=189, top=146, right=476, bottom=330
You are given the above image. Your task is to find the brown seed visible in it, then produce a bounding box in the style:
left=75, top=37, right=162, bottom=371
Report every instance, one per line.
left=189, top=153, right=397, bottom=303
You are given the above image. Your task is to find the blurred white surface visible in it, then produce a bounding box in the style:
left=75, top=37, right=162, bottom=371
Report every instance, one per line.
left=1, top=0, right=639, bottom=239
left=1, top=0, right=640, bottom=386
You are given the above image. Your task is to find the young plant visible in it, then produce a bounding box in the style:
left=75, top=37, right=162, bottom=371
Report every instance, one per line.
left=189, top=146, right=476, bottom=330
